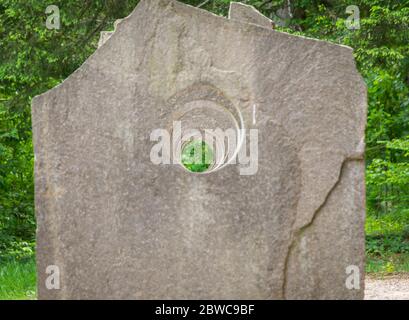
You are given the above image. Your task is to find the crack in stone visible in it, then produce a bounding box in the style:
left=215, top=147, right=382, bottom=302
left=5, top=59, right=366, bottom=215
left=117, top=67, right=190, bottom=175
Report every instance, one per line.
left=281, top=155, right=363, bottom=299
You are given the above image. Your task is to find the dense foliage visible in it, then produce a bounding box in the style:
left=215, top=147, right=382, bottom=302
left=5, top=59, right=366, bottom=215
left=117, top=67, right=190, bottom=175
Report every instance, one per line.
left=1, top=0, right=408, bottom=268
left=0, top=0, right=141, bottom=256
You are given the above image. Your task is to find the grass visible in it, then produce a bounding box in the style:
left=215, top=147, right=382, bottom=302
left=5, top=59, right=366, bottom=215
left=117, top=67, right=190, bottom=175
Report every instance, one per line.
left=0, top=256, right=36, bottom=300
left=0, top=209, right=408, bottom=300
left=367, top=253, right=409, bottom=274
left=365, top=208, right=409, bottom=274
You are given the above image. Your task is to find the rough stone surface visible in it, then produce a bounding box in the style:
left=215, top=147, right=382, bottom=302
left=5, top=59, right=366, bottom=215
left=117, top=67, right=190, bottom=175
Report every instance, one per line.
left=229, top=2, right=274, bottom=29
left=98, top=31, right=113, bottom=48
left=32, top=0, right=367, bottom=299
left=98, top=19, right=123, bottom=48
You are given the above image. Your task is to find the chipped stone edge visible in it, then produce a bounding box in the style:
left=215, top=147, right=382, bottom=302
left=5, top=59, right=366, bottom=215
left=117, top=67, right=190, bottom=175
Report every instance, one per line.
left=32, top=0, right=359, bottom=109
left=228, top=1, right=274, bottom=29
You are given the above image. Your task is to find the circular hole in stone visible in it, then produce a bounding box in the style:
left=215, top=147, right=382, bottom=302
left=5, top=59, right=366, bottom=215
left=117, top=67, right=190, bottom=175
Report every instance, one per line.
left=181, top=139, right=214, bottom=173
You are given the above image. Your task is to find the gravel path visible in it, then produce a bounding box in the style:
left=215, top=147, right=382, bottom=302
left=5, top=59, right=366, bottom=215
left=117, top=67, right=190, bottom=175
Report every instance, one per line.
left=365, top=274, right=409, bottom=300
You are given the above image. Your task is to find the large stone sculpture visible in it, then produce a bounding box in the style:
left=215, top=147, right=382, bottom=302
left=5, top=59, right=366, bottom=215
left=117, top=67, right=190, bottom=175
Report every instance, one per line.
left=32, top=0, right=367, bottom=299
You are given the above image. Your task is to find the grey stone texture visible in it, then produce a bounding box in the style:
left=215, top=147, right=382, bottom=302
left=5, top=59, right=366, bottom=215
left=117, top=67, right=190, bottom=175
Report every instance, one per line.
left=98, top=19, right=123, bottom=48
left=229, top=2, right=274, bottom=29
left=32, top=0, right=367, bottom=299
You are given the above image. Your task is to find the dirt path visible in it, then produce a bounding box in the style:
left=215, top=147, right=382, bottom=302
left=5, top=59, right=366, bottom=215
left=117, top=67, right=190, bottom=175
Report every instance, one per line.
left=365, top=274, right=409, bottom=300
